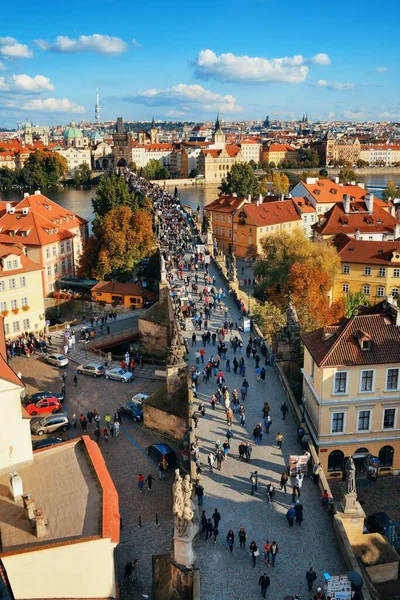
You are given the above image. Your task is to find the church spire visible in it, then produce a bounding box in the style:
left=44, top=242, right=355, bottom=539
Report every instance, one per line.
left=215, top=111, right=221, bottom=131
left=151, top=115, right=155, bottom=128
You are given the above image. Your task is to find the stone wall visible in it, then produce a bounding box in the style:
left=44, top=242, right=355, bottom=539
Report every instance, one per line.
left=144, top=403, right=187, bottom=442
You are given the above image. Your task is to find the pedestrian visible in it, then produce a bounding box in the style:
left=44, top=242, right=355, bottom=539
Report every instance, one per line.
left=94, top=427, right=101, bottom=443
left=286, top=506, right=296, bottom=527
left=270, top=541, right=279, bottom=567
left=79, top=414, right=87, bottom=432
left=280, top=472, right=289, bottom=494
left=249, top=540, right=258, bottom=567
left=313, top=587, right=326, bottom=600
left=238, top=527, right=247, bottom=549
left=239, top=404, right=246, bottom=425
left=276, top=432, right=284, bottom=449
left=208, top=452, right=215, bottom=472
left=306, top=567, right=317, bottom=591
left=216, top=449, right=224, bottom=471
left=212, top=508, right=221, bottom=529
left=201, top=510, right=207, bottom=535
left=62, top=371, right=67, bottom=383
left=195, top=482, right=204, bottom=506
left=266, top=482, right=275, bottom=503
left=87, top=410, right=93, bottom=425
left=73, top=374, right=78, bottom=387
left=258, top=573, right=271, bottom=598
left=137, top=474, right=144, bottom=492
left=114, top=420, right=120, bottom=436
left=105, top=413, right=112, bottom=430
left=295, top=501, right=304, bottom=526
left=263, top=540, right=271, bottom=566
left=200, top=401, right=206, bottom=417
left=145, top=474, right=155, bottom=491
left=226, top=529, right=235, bottom=552
left=212, top=523, right=219, bottom=543
left=71, top=413, right=77, bottom=429
left=280, top=401, right=288, bottom=419
left=250, top=470, right=258, bottom=495
left=292, top=484, right=300, bottom=504
left=312, top=462, right=321, bottom=484
left=296, top=472, right=304, bottom=491
left=262, top=401, right=270, bottom=419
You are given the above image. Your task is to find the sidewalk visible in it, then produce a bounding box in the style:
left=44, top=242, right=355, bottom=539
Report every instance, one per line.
left=177, top=260, right=344, bottom=599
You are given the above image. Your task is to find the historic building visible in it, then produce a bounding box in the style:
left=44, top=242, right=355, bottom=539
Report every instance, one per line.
left=63, top=121, right=89, bottom=148
left=52, top=146, right=91, bottom=175
left=112, top=117, right=132, bottom=167
left=301, top=300, right=400, bottom=477
left=261, top=143, right=299, bottom=166
left=314, top=132, right=361, bottom=166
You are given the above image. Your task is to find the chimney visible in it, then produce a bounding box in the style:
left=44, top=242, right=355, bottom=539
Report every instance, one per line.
left=280, top=193, right=285, bottom=201
left=22, top=494, right=36, bottom=519
left=248, top=194, right=251, bottom=202
left=350, top=180, right=356, bottom=186
left=365, top=192, right=374, bottom=214
left=390, top=205, right=395, bottom=217
left=355, top=228, right=361, bottom=240
left=306, top=177, right=317, bottom=184
left=9, top=471, right=23, bottom=500
left=23, top=192, right=29, bottom=198
left=395, top=223, right=400, bottom=240
left=5, top=203, right=11, bottom=213
left=332, top=176, right=340, bottom=184
left=34, top=508, right=48, bottom=538
left=358, top=182, right=365, bottom=190
left=34, top=190, right=41, bottom=195
left=343, top=194, right=351, bottom=214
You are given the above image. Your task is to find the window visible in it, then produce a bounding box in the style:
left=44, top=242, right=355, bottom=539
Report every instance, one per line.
left=0, top=301, right=7, bottom=311
left=334, top=372, right=347, bottom=394
left=221, top=227, right=225, bottom=236
left=342, top=284, right=349, bottom=293
left=361, top=370, right=374, bottom=392
left=12, top=321, right=20, bottom=333
left=215, top=226, right=219, bottom=234
left=377, top=287, right=385, bottom=297
left=67, top=257, right=72, bottom=269
left=379, top=445, right=394, bottom=467
left=47, top=266, right=51, bottom=276
left=386, top=368, right=399, bottom=390
left=66, top=241, right=71, bottom=252
left=10, top=299, right=17, bottom=310
left=23, top=318, right=30, bottom=329
left=358, top=410, right=371, bottom=431
left=4, top=323, right=9, bottom=335
left=328, top=450, right=344, bottom=472
left=228, top=216, right=232, bottom=224
left=61, top=260, right=66, bottom=272
left=54, top=264, right=58, bottom=274
left=393, top=268, right=400, bottom=278
left=0, top=281, right=4, bottom=292
left=46, top=248, right=51, bottom=259
left=378, top=267, right=386, bottom=277
left=331, top=412, right=344, bottom=433
left=392, top=288, right=399, bottom=298
left=383, top=408, right=396, bottom=429
left=52, top=246, right=57, bottom=257
left=362, top=285, right=370, bottom=296
left=343, top=265, right=350, bottom=274
left=9, top=279, right=16, bottom=289
left=21, top=297, right=28, bottom=307
left=60, top=242, right=65, bottom=253
left=214, top=214, right=219, bottom=221
left=364, top=266, right=371, bottom=276
left=19, top=276, right=26, bottom=287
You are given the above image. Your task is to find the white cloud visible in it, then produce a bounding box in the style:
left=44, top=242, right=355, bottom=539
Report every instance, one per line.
left=377, top=111, right=400, bottom=119
left=316, top=79, right=356, bottom=91
left=327, top=111, right=336, bottom=118
left=11, top=74, right=54, bottom=92
left=0, top=36, right=32, bottom=58
left=343, top=109, right=368, bottom=119
left=35, top=34, right=127, bottom=55
left=124, top=83, right=243, bottom=113
left=372, top=66, right=388, bottom=73
left=0, top=77, right=8, bottom=90
left=310, top=53, right=331, bottom=65
left=132, top=39, right=142, bottom=48
left=21, top=97, right=86, bottom=113
left=0, top=61, right=6, bottom=71
left=165, top=110, right=185, bottom=118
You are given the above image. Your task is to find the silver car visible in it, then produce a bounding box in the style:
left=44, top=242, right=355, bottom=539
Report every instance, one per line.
left=31, top=415, right=70, bottom=436
left=45, top=353, right=69, bottom=368
left=77, top=362, right=105, bottom=377
left=105, top=367, right=133, bottom=383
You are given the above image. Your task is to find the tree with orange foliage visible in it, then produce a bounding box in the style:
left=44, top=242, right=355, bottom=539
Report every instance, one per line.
left=288, top=262, right=334, bottom=330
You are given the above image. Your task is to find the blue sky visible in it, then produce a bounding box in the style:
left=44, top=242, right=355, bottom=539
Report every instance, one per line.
left=1, top=0, right=400, bottom=127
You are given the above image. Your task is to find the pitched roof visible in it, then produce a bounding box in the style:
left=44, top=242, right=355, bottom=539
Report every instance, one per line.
left=0, top=242, right=43, bottom=275
left=91, top=281, right=152, bottom=297
left=266, top=144, right=297, bottom=152
left=332, top=233, right=400, bottom=265
left=301, top=303, right=400, bottom=367
left=0, top=316, right=24, bottom=388
left=205, top=195, right=247, bottom=213
left=313, top=202, right=399, bottom=236
left=300, top=179, right=386, bottom=205
left=292, top=196, right=317, bottom=214
left=239, top=200, right=302, bottom=227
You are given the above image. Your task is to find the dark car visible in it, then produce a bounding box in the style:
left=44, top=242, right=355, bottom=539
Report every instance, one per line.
left=365, top=512, right=400, bottom=548
left=119, top=401, right=143, bottom=421
left=32, top=437, right=63, bottom=451
left=26, top=390, right=64, bottom=405
left=146, top=443, right=177, bottom=468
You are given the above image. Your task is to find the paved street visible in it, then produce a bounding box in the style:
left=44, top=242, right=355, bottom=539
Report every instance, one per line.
left=176, top=260, right=345, bottom=600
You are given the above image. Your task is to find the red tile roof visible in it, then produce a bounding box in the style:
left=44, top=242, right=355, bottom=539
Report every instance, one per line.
left=300, top=179, right=386, bottom=206
left=205, top=195, right=247, bottom=213
left=313, top=202, right=399, bottom=237
left=292, top=197, right=317, bottom=214
left=332, top=233, right=400, bottom=265
left=0, top=242, right=43, bottom=275
left=302, top=303, right=400, bottom=367
left=91, top=281, right=152, bottom=297
left=266, top=144, right=297, bottom=152
left=239, top=200, right=302, bottom=227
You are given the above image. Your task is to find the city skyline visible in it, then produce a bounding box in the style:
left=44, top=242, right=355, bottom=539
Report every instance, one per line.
left=1, top=0, right=400, bottom=127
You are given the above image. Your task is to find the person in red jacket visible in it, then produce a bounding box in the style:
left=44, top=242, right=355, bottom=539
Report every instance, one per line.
left=137, top=474, right=144, bottom=492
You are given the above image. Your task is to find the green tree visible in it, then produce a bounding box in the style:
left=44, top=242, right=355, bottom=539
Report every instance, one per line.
left=356, top=159, right=369, bottom=168
left=219, top=163, right=260, bottom=197
left=299, top=148, right=320, bottom=168
left=248, top=159, right=258, bottom=170
left=253, top=302, right=286, bottom=346
left=74, top=163, right=92, bottom=186
left=92, top=173, right=137, bottom=219
left=339, top=167, right=357, bottom=183
left=144, top=159, right=163, bottom=180
left=22, top=149, right=67, bottom=187
left=22, top=151, right=48, bottom=188
left=155, top=166, right=170, bottom=180
left=344, top=291, right=371, bottom=318
left=319, top=169, right=328, bottom=177
left=382, top=180, right=400, bottom=203
left=190, top=168, right=200, bottom=178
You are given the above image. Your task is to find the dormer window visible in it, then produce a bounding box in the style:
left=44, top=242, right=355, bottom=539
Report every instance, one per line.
left=361, top=339, right=371, bottom=350
left=354, top=329, right=371, bottom=350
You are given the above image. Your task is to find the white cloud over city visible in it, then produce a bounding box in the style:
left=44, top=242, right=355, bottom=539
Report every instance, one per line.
left=0, top=36, right=32, bottom=58
left=123, top=83, right=243, bottom=113
left=0, top=74, right=54, bottom=92
left=20, top=97, right=86, bottom=113
left=35, top=34, right=128, bottom=55
left=316, top=79, right=356, bottom=91
left=191, top=49, right=331, bottom=83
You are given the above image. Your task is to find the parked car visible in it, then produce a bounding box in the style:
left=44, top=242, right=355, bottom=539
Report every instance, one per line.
left=146, top=443, right=177, bottom=468
left=77, top=362, right=105, bottom=377
left=31, top=415, right=70, bottom=436
left=32, top=437, right=63, bottom=450
left=105, top=367, right=133, bottom=383
left=45, top=353, right=69, bottom=367
left=131, top=393, right=149, bottom=403
left=119, top=401, right=143, bottom=421
left=26, top=398, right=62, bottom=416
left=26, top=391, right=64, bottom=405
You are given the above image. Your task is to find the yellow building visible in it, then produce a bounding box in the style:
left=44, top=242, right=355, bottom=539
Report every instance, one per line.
left=91, top=280, right=153, bottom=308
left=332, top=234, right=400, bottom=304
left=0, top=243, right=45, bottom=338
left=261, top=143, right=299, bottom=166
left=301, top=301, right=400, bottom=478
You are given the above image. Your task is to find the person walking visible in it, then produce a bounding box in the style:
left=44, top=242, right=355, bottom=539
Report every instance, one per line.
left=280, top=472, right=289, bottom=494
left=73, top=374, right=78, bottom=387
left=195, top=482, right=204, bottom=506
left=226, top=529, right=235, bottom=552
left=239, top=404, right=246, bottom=425
left=238, top=527, right=247, bottom=549
left=201, top=510, right=207, bottom=535
left=137, top=474, right=144, bottom=493
left=250, top=470, right=258, bottom=495
left=79, top=414, right=87, bottom=433
left=212, top=508, right=221, bottom=529
left=313, top=587, right=326, bottom=600
left=306, top=567, right=317, bottom=591
left=94, top=427, right=101, bottom=443
left=208, top=452, right=215, bottom=472
left=276, top=432, right=284, bottom=449
left=263, top=540, right=271, bottom=567
left=280, top=401, right=288, bottom=420
left=312, top=462, right=321, bottom=484
left=158, top=461, right=166, bottom=480
left=114, top=420, right=120, bottom=437
left=295, top=501, right=304, bottom=526
left=212, top=523, right=219, bottom=543
left=145, top=474, right=155, bottom=491
left=258, top=573, right=271, bottom=598
left=266, top=482, right=275, bottom=503
left=270, top=541, right=279, bottom=567
left=249, top=540, right=258, bottom=567
left=205, top=518, right=213, bottom=541
left=71, top=413, right=77, bottom=429
left=286, top=506, right=295, bottom=527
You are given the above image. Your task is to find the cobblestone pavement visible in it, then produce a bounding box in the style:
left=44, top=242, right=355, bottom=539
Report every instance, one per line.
left=177, top=260, right=345, bottom=600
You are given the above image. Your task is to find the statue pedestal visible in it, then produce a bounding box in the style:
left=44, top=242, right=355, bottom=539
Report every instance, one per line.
left=342, top=491, right=358, bottom=513
left=173, top=521, right=198, bottom=568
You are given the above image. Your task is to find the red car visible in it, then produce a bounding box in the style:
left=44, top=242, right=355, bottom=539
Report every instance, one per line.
left=26, top=398, right=62, bottom=416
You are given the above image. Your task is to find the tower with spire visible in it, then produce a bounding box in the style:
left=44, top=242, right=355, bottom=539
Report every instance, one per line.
left=150, top=116, right=158, bottom=144
left=212, top=112, right=225, bottom=148
left=95, top=92, right=101, bottom=124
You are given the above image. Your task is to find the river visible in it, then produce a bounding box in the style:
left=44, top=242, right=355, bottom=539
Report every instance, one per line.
left=0, top=174, right=398, bottom=225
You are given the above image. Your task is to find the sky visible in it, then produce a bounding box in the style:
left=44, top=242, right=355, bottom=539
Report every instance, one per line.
left=1, top=0, right=400, bottom=128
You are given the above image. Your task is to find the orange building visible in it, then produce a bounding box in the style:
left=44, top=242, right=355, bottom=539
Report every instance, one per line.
left=91, top=281, right=153, bottom=308
left=261, top=143, right=299, bottom=166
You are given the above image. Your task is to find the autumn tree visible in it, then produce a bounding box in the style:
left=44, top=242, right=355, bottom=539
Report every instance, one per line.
left=267, top=171, right=290, bottom=196
left=78, top=206, right=154, bottom=281
left=92, top=173, right=137, bottom=219
left=382, top=180, right=400, bottom=203
left=252, top=302, right=286, bottom=346
left=220, top=163, right=260, bottom=197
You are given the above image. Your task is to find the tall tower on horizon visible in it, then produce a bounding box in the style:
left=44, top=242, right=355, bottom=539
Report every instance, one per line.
left=95, top=92, right=100, bottom=124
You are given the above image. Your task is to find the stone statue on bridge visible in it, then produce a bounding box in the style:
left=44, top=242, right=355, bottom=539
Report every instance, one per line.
left=173, top=470, right=194, bottom=537
left=345, top=456, right=357, bottom=494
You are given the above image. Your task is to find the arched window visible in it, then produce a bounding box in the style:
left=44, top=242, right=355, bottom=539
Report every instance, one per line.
left=379, top=445, right=394, bottom=467
left=328, top=450, right=344, bottom=472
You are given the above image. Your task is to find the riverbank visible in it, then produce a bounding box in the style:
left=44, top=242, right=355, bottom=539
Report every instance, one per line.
left=285, top=166, right=400, bottom=176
